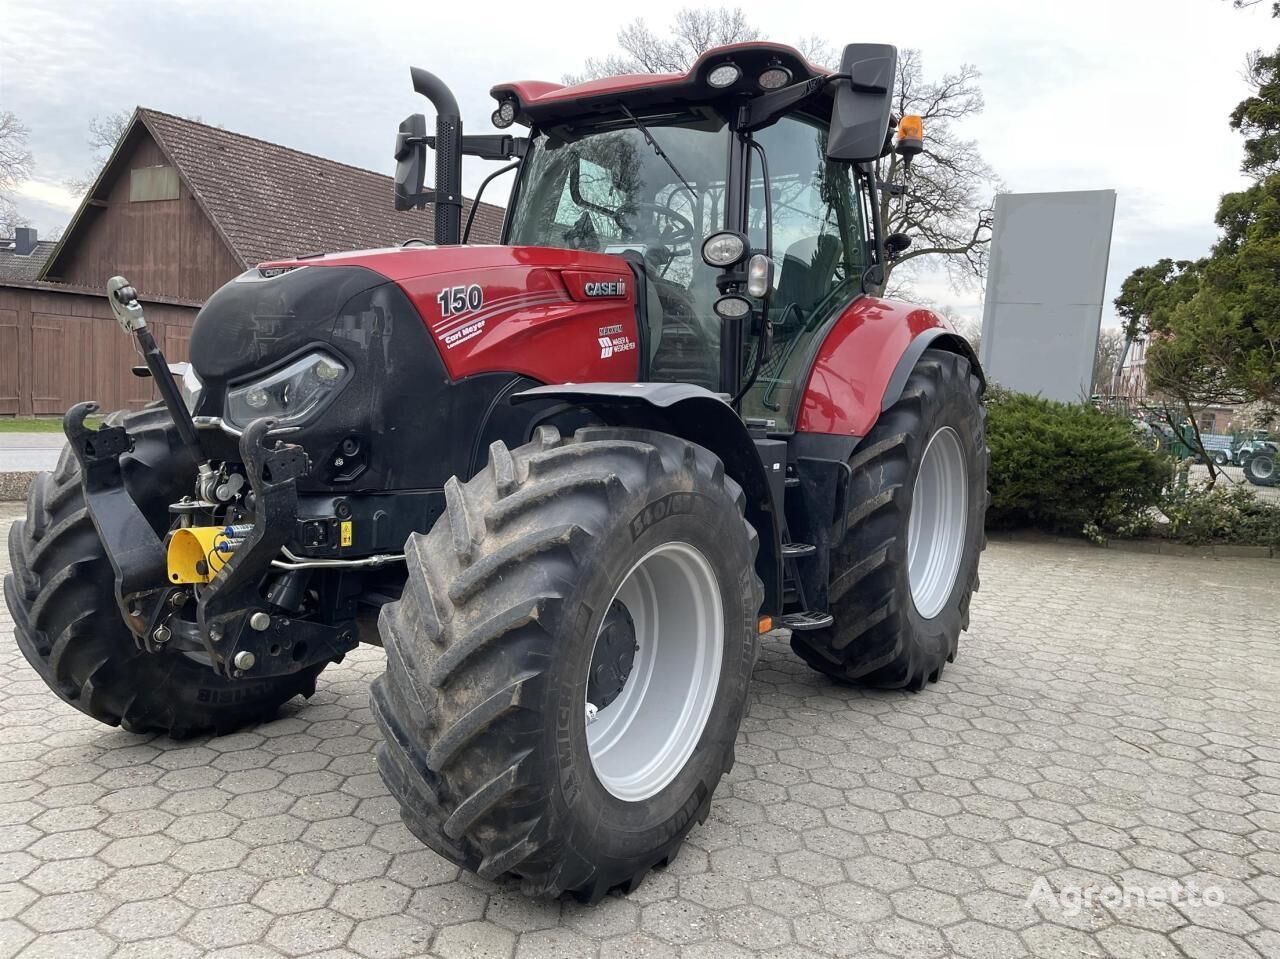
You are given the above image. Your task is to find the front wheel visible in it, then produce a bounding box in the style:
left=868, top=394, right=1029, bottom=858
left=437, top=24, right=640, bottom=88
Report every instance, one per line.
left=5, top=407, right=328, bottom=737
left=791, top=349, right=988, bottom=689
left=373, top=426, right=762, bottom=900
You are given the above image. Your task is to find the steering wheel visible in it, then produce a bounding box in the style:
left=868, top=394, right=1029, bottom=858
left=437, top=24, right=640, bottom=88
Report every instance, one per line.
left=623, top=203, right=696, bottom=247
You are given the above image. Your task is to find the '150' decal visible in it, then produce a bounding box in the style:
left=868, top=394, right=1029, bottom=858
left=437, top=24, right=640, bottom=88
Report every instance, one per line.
left=436, top=284, right=484, bottom=317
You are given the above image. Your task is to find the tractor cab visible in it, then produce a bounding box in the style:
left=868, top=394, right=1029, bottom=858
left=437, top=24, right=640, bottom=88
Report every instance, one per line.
left=396, top=41, right=897, bottom=430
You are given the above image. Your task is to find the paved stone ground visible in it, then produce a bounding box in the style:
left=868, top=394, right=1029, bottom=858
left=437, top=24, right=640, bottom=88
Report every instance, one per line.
left=1, top=505, right=1278, bottom=959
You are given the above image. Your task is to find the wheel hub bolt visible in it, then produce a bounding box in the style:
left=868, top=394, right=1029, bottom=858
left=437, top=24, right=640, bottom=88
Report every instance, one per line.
left=152, top=625, right=171, bottom=645
left=233, top=650, right=256, bottom=671
left=249, top=612, right=271, bottom=631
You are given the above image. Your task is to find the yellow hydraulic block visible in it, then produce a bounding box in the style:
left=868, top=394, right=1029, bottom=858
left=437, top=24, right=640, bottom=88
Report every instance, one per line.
left=168, top=526, right=234, bottom=584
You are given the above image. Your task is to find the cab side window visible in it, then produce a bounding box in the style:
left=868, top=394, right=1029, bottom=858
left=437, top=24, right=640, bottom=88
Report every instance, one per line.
left=741, top=115, right=867, bottom=426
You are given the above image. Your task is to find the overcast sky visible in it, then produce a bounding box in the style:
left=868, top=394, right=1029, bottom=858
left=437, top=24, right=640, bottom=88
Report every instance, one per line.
left=2, top=0, right=1276, bottom=326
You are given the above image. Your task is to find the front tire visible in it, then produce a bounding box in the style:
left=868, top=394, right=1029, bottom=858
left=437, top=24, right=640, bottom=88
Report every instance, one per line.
left=372, top=426, right=762, bottom=900
left=791, top=349, right=988, bottom=689
left=5, top=407, right=327, bottom=737
left=1245, top=452, right=1277, bottom=487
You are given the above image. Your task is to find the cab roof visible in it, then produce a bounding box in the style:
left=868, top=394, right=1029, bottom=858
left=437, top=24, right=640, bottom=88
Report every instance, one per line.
left=491, top=42, right=829, bottom=127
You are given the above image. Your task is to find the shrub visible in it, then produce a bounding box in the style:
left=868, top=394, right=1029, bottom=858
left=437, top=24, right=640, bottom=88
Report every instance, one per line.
left=986, top=388, right=1170, bottom=534
left=1158, top=481, right=1280, bottom=548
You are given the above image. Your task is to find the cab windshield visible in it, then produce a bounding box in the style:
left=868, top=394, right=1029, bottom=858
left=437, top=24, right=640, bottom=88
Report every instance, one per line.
left=507, top=118, right=731, bottom=389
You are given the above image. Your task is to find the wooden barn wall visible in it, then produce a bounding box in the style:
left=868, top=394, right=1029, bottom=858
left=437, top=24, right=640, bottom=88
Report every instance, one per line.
left=0, top=286, right=197, bottom=416
left=45, top=129, right=242, bottom=302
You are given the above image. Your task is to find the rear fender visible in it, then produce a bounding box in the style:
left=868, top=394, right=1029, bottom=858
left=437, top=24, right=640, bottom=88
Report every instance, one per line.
left=796, top=297, right=984, bottom=437
left=514, top=382, right=784, bottom=614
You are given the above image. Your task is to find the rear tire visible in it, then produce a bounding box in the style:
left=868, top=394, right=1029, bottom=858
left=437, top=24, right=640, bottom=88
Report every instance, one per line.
left=1245, top=452, right=1277, bottom=487
left=5, top=406, right=327, bottom=737
left=791, top=349, right=988, bottom=689
left=372, top=426, right=761, bottom=899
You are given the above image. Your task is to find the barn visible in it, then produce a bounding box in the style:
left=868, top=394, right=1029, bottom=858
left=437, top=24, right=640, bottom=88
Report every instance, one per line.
left=0, top=108, right=504, bottom=416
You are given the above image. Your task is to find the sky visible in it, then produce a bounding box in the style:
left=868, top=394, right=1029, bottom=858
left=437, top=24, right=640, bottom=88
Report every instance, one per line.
left=1, top=0, right=1277, bottom=328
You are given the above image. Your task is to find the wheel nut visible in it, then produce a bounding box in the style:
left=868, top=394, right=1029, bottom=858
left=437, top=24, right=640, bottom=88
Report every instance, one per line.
left=152, top=625, right=171, bottom=645
left=249, top=612, right=271, bottom=631
left=233, top=651, right=256, bottom=671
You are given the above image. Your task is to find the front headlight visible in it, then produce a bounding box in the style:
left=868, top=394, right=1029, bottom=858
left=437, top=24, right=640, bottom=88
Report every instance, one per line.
left=225, top=351, right=347, bottom=430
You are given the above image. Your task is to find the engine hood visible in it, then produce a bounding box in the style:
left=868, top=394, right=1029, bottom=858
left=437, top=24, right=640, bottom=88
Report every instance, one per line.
left=253, top=245, right=641, bottom=385
left=255, top=243, right=633, bottom=284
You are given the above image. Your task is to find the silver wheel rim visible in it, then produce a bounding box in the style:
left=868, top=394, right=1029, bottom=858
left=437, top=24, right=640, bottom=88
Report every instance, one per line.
left=586, top=542, right=723, bottom=802
left=1255, top=457, right=1275, bottom=479
left=907, top=426, right=968, bottom=620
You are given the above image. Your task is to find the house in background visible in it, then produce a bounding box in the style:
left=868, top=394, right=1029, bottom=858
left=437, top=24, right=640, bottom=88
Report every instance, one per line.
left=0, top=108, right=504, bottom=416
left=0, top=228, right=58, bottom=283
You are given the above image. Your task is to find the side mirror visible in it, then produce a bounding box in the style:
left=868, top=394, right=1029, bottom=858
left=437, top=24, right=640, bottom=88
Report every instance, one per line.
left=884, top=232, right=911, bottom=260
left=827, top=44, right=897, bottom=163
left=394, top=113, right=429, bottom=212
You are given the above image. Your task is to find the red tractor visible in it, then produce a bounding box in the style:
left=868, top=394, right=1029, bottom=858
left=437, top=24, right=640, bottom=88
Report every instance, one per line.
left=7, top=42, right=987, bottom=900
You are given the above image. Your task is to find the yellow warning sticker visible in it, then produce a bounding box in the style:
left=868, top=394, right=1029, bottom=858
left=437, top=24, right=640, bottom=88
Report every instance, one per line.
left=340, top=521, right=353, bottom=547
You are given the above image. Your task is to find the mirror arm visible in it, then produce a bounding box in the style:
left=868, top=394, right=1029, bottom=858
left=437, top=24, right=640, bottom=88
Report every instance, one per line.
left=739, top=74, right=844, bottom=132
left=861, top=163, right=889, bottom=294
left=462, top=161, right=519, bottom=243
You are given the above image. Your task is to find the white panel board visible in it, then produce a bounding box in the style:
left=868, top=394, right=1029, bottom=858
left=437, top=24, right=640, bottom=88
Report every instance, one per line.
left=979, top=190, right=1116, bottom=403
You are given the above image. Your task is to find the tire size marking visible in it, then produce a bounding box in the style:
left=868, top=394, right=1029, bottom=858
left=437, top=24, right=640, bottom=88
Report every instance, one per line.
left=436, top=284, right=484, bottom=318
left=629, top=492, right=704, bottom=541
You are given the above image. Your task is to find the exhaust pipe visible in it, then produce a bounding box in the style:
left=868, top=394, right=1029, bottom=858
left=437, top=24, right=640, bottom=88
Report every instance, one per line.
left=411, top=67, right=463, bottom=246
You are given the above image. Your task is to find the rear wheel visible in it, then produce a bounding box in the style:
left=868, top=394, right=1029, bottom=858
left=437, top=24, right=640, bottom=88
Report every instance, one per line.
left=1245, top=452, right=1277, bottom=487
left=372, top=426, right=761, bottom=899
left=791, top=349, right=988, bottom=689
left=5, top=407, right=328, bottom=737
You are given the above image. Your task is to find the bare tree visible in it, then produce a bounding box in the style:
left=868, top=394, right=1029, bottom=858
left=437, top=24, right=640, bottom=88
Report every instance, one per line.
left=0, top=111, right=33, bottom=235
left=572, top=11, right=999, bottom=293
left=568, top=8, right=759, bottom=81
left=874, top=50, right=1000, bottom=291
left=1092, top=328, right=1127, bottom=396
left=65, top=108, right=133, bottom=197
left=939, top=306, right=982, bottom=355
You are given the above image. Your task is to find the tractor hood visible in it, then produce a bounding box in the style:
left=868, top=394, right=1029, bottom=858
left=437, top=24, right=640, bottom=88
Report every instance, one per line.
left=186, top=244, right=642, bottom=492
left=245, top=245, right=641, bottom=384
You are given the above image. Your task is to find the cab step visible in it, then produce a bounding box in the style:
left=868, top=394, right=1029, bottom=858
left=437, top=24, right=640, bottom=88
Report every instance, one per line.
left=777, top=611, right=834, bottom=631
left=781, top=542, right=816, bottom=558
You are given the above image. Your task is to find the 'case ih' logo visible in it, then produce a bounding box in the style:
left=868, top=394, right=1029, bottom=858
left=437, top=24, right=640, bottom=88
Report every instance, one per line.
left=584, top=279, right=627, bottom=297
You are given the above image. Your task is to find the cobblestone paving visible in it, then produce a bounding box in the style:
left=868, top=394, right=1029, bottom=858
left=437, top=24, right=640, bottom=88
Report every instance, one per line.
left=1, top=504, right=1278, bottom=958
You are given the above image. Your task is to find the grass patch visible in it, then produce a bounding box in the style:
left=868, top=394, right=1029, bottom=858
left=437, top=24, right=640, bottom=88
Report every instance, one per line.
left=0, top=417, right=100, bottom=433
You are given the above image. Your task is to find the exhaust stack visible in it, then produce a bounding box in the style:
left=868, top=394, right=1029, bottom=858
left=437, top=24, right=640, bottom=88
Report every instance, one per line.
left=410, top=67, right=463, bottom=246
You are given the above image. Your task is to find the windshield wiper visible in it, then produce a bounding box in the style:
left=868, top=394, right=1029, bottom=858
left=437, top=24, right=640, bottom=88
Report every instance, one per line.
left=618, top=105, right=695, bottom=199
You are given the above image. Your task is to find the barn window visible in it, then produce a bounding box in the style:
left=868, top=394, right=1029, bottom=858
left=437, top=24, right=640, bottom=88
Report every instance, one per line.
left=129, top=165, right=180, bottom=202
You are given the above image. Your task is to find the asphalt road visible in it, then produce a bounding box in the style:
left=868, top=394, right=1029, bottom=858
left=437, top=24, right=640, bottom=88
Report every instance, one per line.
left=0, top=436, right=62, bottom=474
left=1, top=508, right=1279, bottom=958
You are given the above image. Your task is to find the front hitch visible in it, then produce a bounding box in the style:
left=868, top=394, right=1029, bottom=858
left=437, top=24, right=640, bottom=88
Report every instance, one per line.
left=195, top=419, right=358, bottom=679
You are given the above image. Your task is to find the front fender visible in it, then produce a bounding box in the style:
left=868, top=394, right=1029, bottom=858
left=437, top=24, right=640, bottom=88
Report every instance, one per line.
left=514, top=382, right=784, bottom=614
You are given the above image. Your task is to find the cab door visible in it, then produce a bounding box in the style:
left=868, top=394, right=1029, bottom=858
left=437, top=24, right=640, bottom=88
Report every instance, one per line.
left=740, top=115, right=870, bottom=427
